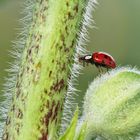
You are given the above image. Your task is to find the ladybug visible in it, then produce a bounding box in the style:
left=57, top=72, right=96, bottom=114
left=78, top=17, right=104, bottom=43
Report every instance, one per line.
left=79, top=52, right=116, bottom=71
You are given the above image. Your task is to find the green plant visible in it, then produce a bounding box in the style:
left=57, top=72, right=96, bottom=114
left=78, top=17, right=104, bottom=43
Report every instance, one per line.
left=1, top=0, right=140, bottom=140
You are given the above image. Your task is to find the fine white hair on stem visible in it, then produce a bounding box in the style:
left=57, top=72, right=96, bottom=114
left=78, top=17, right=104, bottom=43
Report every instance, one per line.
left=0, top=0, right=35, bottom=138
left=60, top=0, right=98, bottom=134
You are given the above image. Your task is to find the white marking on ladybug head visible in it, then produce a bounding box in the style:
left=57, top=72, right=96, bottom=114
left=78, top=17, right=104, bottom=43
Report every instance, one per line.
left=85, top=55, right=92, bottom=60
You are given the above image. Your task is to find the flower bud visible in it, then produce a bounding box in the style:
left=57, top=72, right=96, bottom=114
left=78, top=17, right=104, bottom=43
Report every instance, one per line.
left=83, top=67, right=140, bottom=140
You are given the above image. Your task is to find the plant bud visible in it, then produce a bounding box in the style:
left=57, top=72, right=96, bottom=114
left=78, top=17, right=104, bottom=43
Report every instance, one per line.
left=83, top=67, right=140, bottom=140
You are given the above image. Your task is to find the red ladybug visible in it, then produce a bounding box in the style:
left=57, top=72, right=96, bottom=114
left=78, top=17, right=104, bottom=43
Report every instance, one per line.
left=79, top=52, right=116, bottom=71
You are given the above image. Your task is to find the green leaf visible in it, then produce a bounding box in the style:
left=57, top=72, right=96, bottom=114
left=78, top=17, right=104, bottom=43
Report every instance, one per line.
left=76, top=122, right=87, bottom=140
left=59, top=107, right=79, bottom=140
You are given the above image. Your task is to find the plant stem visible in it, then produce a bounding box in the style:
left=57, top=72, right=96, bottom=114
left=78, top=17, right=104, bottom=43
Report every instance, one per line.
left=2, top=0, right=87, bottom=139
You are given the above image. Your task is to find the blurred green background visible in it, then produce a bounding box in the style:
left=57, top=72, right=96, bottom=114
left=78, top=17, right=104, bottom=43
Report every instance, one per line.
left=0, top=0, right=140, bottom=105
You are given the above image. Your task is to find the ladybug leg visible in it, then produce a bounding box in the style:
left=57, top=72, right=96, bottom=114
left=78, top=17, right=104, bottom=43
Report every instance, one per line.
left=95, top=64, right=101, bottom=73
left=100, top=66, right=104, bottom=73
left=106, top=67, right=110, bottom=74
left=83, top=61, right=85, bottom=67
left=98, top=67, right=103, bottom=76
left=99, top=67, right=102, bottom=74
left=97, top=65, right=102, bottom=73
left=98, top=66, right=101, bottom=72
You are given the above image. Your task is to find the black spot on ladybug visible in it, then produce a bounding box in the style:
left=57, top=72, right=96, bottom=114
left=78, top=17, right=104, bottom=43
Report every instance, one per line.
left=102, top=60, right=105, bottom=64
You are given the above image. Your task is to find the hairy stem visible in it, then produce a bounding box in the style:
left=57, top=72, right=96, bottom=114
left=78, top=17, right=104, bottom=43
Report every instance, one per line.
left=2, top=0, right=87, bottom=139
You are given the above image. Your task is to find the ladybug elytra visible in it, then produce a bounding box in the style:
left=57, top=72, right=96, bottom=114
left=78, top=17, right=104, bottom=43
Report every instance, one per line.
left=79, top=52, right=116, bottom=71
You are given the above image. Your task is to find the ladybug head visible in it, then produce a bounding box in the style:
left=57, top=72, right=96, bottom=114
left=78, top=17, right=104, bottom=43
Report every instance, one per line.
left=79, top=55, right=92, bottom=64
